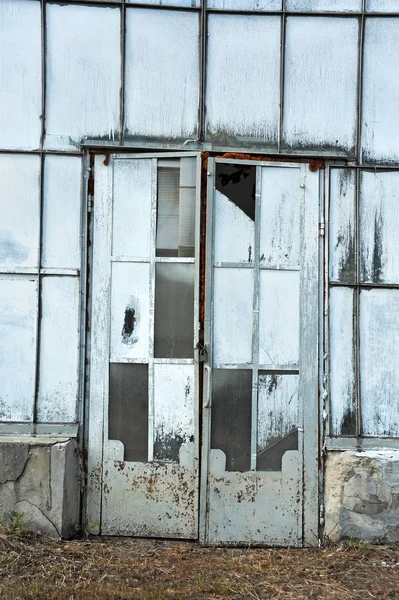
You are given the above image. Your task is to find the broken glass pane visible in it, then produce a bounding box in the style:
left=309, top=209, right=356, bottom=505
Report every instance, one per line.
left=211, top=369, right=252, bottom=472
left=329, top=168, right=356, bottom=284
left=109, top=363, right=148, bottom=462
left=154, top=263, right=194, bottom=358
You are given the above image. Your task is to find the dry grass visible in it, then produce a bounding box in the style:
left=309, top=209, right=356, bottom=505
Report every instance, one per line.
left=0, top=527, right=398, bottom=599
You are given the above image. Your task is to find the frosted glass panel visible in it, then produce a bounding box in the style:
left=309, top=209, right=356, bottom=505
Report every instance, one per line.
left=259, top=270, right=299, bottom=366
left=206, top=15, right=280, bottom=146
left=360, top=290, right=399, bottom=437
left=286, top=0, right=361, bottom=10
left=0, top=0, right=41, bottom=150
left=153, top=364, right=195, bottom=462
left=110, top=262, right=150, bottom=362
left=213, top=268, right=254, bottom=366
left=0, top=279, right=37, bottom=422
left=329, top=287, right=356, bottom=436
left=329, top=169, right=356, bottom=284
left=208, top=0, right=281, bottom=9
left=37, top=277, right=79, bottom=423
left=0, top=155, right=40, bottom=268
left=42, top=156, right=82, bottom=269
left=214, top=191, right=254, bottom=263
left=127, top=0, right=199, bottom=6
left=112, top=159, right=152, bottom=259
left=362, top=19, right=399, bottom=163
left=260, top=167, right=300, bottom=268
left=283, top=17, right=358, bottom=153
left=45, top=4, right=121, bottom=150
left=366, top=0, right=399, bottom=12
left=125, top=9, right=199, bottom=139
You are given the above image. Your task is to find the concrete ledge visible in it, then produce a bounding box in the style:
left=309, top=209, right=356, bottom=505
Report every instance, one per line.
left=0, top=437, right=80, bottom=539
left=325, top=450, right=399, bottom=543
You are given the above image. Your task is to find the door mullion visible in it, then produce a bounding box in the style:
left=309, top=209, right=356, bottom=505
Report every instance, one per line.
left=147, top=158, right=157, bottom=463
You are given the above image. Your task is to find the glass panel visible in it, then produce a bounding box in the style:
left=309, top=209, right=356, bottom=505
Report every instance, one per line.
left=257, top=373, right=299, bottom=472
left=37, top=277, right=79, bottom=423
left=208, top=0, right=281, bottom=9
left=361, top=19, right=399, bottom=163
left=126, top=0, right=200, bottom=9
left=110, top=262, right=150, bottom=362
left=125, top=9, right=199, bottom=140
left=45, top=4, right=120, bottom=150
left=283, top=17, right=358, bottom=153
left=260, top=166, right=300, bottom=268
left=366, top=0, right=399, bottom=13
left=154, top=263, right=194, bottom=358
left=153, top=364, right=195, bottom=462
left=206, top=15, right=280, bottom=146
left=42, top=156, right=81, bottom=269
left=259, top=270, right=299, bottom=366
left=360, top=289, right=399, bottom=437
left=286, top=0, right=361, bottom=10
left=214, top=163, right=255, bottom=263
left=329, top=287, right=356, bottom=436
left=213, top=268, right=253, bottom=366
left=156, top=167, right=180, bottom=256
left=360, top=171, right=399, bottom=285
left=109, top=363, right=149, bottom=462
left=329, top=169, right=356, bottom=284
left=0, top=155, right=40, bottom=268
left=211, top=369, right=252, bottom=472
left=0, top=0, right=41, bottom=150
left=0, top=278, right=37, bottom=422
left=112, top=159, right=152, bottom=260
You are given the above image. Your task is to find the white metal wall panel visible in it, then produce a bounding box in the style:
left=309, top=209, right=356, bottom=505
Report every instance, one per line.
left=206, top=15, right=280, bottom=145
left=260, top=167, right=300, bottom=268
left=362, top=19, right=399, bottom=163
left=213, top=191, right=254, bottom=263
left=259, top=270, right=299, bottom=366
left=112, top=159, right=152, bottom=259
left=360, top=289, right=399, bottom=437
left=213, top=268, right=253, bottom=366
left=110, top=262, right=150, bottom=362
left=283, top=17, right=358, bottom=153
left=125, top=9, right=199, bottom=140
left=42, top=156, right=82, bottom=269
left=366, top=0, right=399, bottom=12
left=37, top=277, right=80, bottom=422
left=329, top=287, right=356, bottom=436
left=286, top=0, right=361, bottom=10
left=0, top=154, right=40, bottom=268
left=0, top=278, right=37, bottom=422
left=329, top=169, right=356, bottom=283
left=45, top=4, right=121, bottom=150
left=360, top=171, right=399, bottom=284
left=208, top=0, right=281, bottom=9
left=0, top=0, right=41, bottom=150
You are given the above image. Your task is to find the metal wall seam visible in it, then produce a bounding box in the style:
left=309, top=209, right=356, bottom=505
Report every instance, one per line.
left=278, top=9, right=286, bottom=153
left=147, top=158, right=157, bottom=462
left=356, top=0, right=366, bottom=163
left=119, top=3, right=126, bottom=145
left=355, top=167, right=362, bottom=436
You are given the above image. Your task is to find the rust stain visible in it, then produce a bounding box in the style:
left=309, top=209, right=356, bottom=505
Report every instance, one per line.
left=309, top=159, right=325, bottom=172
left=103, top=152, right=110, bottom=166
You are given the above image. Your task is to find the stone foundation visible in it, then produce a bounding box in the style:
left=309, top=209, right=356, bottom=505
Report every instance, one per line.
left=0, top=437, right=80, bottom=539
left=324, top=450, right=399, bottom=543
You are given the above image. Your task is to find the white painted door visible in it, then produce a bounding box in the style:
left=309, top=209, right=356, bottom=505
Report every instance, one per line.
left=200, top=159, right=320, bottom=546
left=86, top=153, right=201, bottom=538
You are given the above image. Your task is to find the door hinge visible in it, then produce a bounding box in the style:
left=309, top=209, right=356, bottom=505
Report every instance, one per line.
left=319, top=219, right=325, bottom=237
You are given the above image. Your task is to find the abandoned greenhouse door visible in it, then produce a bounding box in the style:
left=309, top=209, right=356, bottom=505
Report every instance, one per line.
left=86, top=152, right=201, bottom=537
left=200, top=158, right=320, bottom=546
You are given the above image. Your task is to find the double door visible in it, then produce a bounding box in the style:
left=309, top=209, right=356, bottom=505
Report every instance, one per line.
left=87, top=152, right=320, bottom=546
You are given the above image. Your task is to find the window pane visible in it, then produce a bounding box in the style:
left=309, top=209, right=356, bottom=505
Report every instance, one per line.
left=42, top=156, right=81, bottom=269
left=286, top=0, right=361, bottom=10
left=259, top=270, right=299, bottom=366
left=156, top=167, right=180, bottom=256
left=154, top=263, right=194, bottom=358
left=283, top=17, right=358, bottom=154
left=37, top=277, right=80, bottom=423
left=112, top=159, right=152, bottom=260
left=45, top=4, right=120, bottom=149
left=0, top=155, right=40, bottom=268
left=366, top=0, right=399, bottom=11
left=110, top=262, right=150, bottom=362
left=360, top=171, right=399, bottom=285
left=360, top=289, right=399, bottom=437
left=206, top=15, right=280, bottom=146
left=208, top=0, right=281, bottom=10
left=125, top=9, right=199, bottom=140
left=126, top=0, right=199, bottom=5
left=211, top=369, right=252, bottom=472
left=329, top=287, right=356, bottom=436
left=153, top=364, right=195, bottom=462
left=0, top=278, right=37, bottom=422
left=213, top=268, right=253, bottom=366
left=257, top=373, right=299, bottom=472
left=109, top=363, right=149, bottom=462
left=329, top=169, right=356, bottom=284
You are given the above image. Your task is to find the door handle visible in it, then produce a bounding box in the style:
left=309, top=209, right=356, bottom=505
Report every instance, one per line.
left=203, top=363, right=211, bottom=408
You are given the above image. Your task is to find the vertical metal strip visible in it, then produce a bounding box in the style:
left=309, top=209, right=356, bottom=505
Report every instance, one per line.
left=119, top=3, right=126, bottom=146
left=356, top=2, right=366, bottom=163
left=193, top=155, right=202, bottom=473
left=147, top=158, right=157, bottom=462
left=355, top=167, right=362, bottom=437
left=198, top=0, right=207, bottom=141
left=278, top=9, right=286, bottom=153
left=250, top=167, right=262, bottom=471
left=323, top=166, right=330, bottom=438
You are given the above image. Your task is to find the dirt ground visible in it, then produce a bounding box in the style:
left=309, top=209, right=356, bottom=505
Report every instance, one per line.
left=0, top=530, right=399, bottom=600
